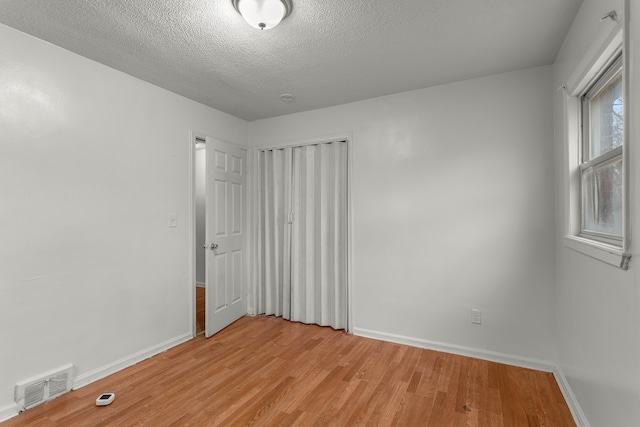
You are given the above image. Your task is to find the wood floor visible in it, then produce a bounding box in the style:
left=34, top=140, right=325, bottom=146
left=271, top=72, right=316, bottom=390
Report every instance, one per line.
left=1, top=316, right=575, bottom=426
left=196, top=286, right=205, bottom=335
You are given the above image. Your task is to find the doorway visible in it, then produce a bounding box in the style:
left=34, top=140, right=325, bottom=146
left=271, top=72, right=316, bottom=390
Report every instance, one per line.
left=191, top=134, right=249, bottom=338
left=194, top=137, right=206, bottom=335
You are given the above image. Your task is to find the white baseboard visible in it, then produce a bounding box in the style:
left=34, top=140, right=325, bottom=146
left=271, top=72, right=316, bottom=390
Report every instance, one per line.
left=553, top=367, right=591, bottom=427
left=353, top=327, right=556, bottom=371
left=196, top=282, right=205, bottom=288
left=352, top=327, right=588, bottom=427
left=73, top=332, right=192, bottom=390
left=0, top=403, right=18, bottom=423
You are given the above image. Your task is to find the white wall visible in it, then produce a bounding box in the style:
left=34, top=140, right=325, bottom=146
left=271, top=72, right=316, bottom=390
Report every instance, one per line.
left=553, top=1, right=640, bottom=426
left=248, top=66, right=558, bottom=363
left=0, top=23, right=246, bottom=418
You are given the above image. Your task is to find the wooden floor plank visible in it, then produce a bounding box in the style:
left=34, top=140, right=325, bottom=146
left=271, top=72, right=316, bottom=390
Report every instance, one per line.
left=311, top=374, right=362, bottom=425
left=195, top=286, right=205, bottom=334
left=1, top=316, right=576, bottom=427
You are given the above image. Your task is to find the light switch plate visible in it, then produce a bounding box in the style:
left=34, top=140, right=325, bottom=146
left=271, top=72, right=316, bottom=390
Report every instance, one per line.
left=168, top=213, right=177, bottom=228
left=471, top=309, right=482, bottom=325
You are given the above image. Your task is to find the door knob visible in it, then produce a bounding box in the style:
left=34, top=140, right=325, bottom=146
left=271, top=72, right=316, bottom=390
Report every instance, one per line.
left=210, top=243, right=219, bottom=250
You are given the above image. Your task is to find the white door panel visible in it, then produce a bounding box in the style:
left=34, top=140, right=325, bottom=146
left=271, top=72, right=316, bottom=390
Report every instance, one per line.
left=205, top=138, right=247, bottom=337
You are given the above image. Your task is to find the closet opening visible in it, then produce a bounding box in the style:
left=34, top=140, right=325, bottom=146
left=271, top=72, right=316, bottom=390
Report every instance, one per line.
left=256, top=138, right=351, bottom=332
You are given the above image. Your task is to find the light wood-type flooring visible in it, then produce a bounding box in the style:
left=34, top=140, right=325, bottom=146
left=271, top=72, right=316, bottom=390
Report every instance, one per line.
left=196, top=286, right=205, bottom=335
left=1, top=316, right=575, bottom=426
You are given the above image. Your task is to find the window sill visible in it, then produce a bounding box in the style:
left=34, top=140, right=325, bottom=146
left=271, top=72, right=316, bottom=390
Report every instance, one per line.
left=563, top=236, right=630, bottom=270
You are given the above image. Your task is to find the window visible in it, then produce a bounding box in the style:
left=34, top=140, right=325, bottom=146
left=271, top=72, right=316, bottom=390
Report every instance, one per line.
left=579, top=55, right=623, bottom=246
left=564, top=26, right=629, bottom=269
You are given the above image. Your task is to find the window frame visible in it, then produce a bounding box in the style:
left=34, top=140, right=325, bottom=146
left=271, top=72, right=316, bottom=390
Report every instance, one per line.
left=562, top=23, right=630, bottom=270
left=579, top=54, right=624, bottom=247
left=578, top=145, right=623, bottom=246
left=580, top=54, right=623, bottom=163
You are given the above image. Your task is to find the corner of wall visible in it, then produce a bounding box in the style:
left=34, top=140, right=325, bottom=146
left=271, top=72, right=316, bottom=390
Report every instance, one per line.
left=552, top=367, right=591, bottom=427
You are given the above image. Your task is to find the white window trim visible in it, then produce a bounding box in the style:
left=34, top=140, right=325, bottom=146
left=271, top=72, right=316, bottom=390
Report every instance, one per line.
left=562, top=22, right=631, bottom=270
left=564, top=235, right=628, bottom=269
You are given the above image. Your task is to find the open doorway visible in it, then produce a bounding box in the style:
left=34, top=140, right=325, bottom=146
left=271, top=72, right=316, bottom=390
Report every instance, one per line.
left=191, top=134, right=249, bottom=338
left=194, top=137, right=206, bottom=335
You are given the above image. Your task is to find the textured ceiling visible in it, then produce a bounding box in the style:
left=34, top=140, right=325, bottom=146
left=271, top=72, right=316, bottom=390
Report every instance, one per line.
left=0, top=0, right=583, bottom=121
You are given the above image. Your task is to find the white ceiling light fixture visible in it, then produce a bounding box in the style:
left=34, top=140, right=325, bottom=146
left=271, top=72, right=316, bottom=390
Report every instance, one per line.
left=232, top=0, right=292, bottom=30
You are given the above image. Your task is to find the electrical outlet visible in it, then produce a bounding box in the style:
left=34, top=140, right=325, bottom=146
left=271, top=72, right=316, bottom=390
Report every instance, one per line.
left=471, top=309, right=482, bottom=325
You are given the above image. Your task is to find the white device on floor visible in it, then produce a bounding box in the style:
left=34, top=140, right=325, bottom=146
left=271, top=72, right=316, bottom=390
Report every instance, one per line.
left=96, top=393, right=115, bottom=406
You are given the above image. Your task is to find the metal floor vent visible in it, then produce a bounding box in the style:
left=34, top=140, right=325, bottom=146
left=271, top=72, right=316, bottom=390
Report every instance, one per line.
left=15, top=364, right=74, bottom=412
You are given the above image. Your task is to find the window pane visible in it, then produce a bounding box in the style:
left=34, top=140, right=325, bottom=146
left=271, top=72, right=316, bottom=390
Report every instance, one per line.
left=582, top=157, right=623, bottom=236
left=589, top=72, right=623, bottom=159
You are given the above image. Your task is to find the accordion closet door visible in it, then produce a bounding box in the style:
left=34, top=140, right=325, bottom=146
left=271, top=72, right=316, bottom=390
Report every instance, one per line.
left=257, top=140, right=348, bottom=330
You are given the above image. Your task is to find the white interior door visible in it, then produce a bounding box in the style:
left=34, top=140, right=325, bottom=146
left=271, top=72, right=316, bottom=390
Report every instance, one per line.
left=205, top=137, right=247, bottom=337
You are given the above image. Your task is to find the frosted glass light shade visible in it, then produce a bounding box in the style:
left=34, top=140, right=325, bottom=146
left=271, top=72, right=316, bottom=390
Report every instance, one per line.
left=234, top=0, right=291, bottom=30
